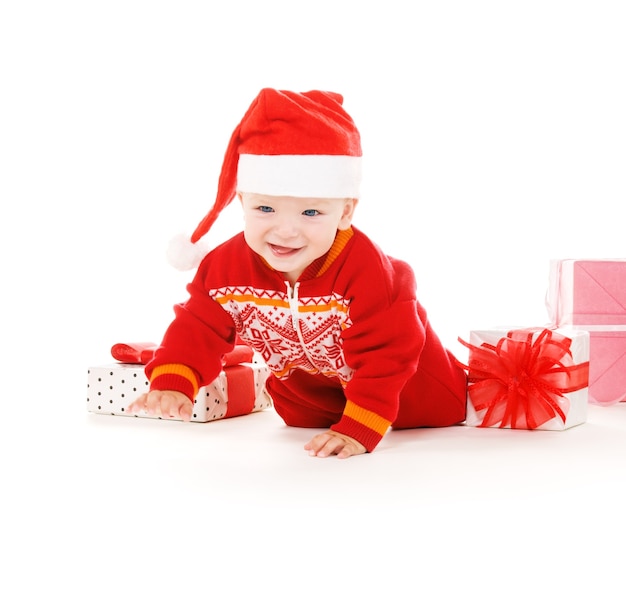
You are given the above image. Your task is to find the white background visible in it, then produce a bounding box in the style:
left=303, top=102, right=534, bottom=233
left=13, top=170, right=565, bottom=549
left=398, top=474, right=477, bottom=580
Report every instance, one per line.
left=2, top=2, right=626, bottom=605
left=3, top=0, right=625, bottom=366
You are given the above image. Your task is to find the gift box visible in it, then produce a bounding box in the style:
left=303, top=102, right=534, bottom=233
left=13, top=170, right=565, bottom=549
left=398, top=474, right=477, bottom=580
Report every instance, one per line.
left=547, top=259, right=626, bottom=326
left=87, top=343, right=272, bottom=422
left=459, top=327, right=590, bottom=430
left=546, top=259, right=626, bottom=404
left=587, top=328, right=626, bottom=405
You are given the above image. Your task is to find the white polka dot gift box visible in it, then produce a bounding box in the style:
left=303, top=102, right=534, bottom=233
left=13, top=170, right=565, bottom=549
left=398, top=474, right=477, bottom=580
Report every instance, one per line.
left=458, top=326, right=590, bottom=431
left=87, top=343, right=272, bottom=422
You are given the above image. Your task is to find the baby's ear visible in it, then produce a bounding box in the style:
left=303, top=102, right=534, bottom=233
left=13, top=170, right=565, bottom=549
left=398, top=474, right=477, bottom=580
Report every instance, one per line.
left=339, top=198, right=358, bottom=229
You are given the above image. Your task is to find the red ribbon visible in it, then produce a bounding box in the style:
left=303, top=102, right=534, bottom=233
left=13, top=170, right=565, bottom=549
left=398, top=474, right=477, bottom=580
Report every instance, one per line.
left=458, top=328, right=589, bottom=429
left=221, top=365, right=256, bottom=418
left=110, top=342, right=158, bottom=364
left=111, top=342, right=254, bottom=367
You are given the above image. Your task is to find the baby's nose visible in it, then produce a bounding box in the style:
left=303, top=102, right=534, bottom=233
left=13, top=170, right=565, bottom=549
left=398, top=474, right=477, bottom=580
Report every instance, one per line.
left=273, top=217, right=299, bottom=238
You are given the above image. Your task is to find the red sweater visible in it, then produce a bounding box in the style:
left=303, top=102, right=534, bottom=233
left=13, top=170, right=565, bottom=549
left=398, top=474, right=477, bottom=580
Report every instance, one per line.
left=146, top=226, right=465, bottom=451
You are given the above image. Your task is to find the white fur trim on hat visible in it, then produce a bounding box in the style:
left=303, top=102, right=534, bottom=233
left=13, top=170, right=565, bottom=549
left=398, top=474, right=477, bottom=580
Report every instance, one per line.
left=237, top=154, right=361, bottom=198
left=166, top=233, right=210, bottom=271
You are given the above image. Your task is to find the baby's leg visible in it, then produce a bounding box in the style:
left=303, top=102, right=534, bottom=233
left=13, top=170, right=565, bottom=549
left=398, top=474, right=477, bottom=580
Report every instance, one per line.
left=266, top=370, right=346, bottom=428
left=393, top=329, right=467, bottom=429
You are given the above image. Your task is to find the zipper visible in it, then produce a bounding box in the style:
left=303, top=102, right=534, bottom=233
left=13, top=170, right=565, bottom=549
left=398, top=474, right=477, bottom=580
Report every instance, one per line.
left=285, top=281, right=317, bottom=367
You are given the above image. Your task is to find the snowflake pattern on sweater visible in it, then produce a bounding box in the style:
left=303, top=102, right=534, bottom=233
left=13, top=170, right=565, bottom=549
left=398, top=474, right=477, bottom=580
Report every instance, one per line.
left=210, top=284, right=354, bottom=384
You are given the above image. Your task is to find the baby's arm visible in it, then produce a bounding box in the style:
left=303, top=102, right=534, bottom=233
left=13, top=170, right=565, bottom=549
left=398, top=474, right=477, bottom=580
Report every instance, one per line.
left=304, top=430, right=366, bottom=459
left=127, top=390, right=194, bottom=421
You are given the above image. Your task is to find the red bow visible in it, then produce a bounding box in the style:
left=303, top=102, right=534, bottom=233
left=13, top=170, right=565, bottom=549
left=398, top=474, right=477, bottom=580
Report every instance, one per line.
left=111, top=342, right=254, bottom=367
left=110, top=342, right=157, bottom=364
left=458, top=328, right=589, bottom=429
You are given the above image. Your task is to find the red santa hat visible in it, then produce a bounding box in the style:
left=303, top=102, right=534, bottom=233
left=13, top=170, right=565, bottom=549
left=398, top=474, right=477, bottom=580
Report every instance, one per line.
left=168, top=88, right=363, bottom=270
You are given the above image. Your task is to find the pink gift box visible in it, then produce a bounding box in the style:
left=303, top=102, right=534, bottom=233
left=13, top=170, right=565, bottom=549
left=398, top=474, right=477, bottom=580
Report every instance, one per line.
left=547, top=259, right=626, bottom=326
left=588, top=328, right=626, bottom=405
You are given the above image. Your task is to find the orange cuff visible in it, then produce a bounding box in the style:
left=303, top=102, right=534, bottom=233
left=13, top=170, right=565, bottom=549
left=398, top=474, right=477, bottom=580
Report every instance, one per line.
left=343, top=400, right=392, bottom=437
left=149, top=363, right=199, bottom=398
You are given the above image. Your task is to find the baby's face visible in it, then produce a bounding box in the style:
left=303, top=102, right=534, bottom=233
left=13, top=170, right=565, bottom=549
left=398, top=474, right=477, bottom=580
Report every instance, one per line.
left=239, top=192, right=357, bottom=283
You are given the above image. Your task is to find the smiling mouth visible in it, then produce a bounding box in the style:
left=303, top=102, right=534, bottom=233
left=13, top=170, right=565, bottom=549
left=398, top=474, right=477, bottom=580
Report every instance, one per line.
left=269, top=244, right=301, bottom=257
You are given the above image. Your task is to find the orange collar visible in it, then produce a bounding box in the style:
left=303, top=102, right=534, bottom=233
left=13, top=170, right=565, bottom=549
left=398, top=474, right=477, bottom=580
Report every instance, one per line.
left=313, top=227, right=354, bottom=278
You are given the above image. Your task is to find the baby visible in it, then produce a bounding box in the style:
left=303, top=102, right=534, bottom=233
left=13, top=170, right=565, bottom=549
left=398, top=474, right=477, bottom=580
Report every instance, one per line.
left=128, top=88, right=467, bottom=458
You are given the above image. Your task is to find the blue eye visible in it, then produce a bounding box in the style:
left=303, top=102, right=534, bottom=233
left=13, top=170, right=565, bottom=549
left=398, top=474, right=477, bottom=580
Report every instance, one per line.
left=303, top=209, right=319, bottom=217
left=258, top=205, right=274, bottom=213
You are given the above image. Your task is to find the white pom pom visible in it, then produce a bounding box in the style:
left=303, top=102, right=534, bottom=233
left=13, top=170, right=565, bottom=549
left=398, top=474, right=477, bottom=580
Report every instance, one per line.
left=166, top=233, right=210, bottom=271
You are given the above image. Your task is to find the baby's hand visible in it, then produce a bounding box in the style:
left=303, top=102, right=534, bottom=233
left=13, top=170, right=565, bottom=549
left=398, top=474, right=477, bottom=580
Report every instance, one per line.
left=304, top=430, right=366, bottom=459
left=127, top=390, right=193, bottom=421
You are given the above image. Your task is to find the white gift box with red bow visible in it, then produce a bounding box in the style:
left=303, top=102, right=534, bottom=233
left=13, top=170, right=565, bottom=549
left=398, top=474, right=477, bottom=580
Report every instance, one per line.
left=459, top=327, right=590, bottom=431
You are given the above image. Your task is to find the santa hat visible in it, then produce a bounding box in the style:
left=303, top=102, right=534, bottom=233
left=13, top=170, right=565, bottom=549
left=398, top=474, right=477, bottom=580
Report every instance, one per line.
left=168, top=88, right=363, bottom=270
